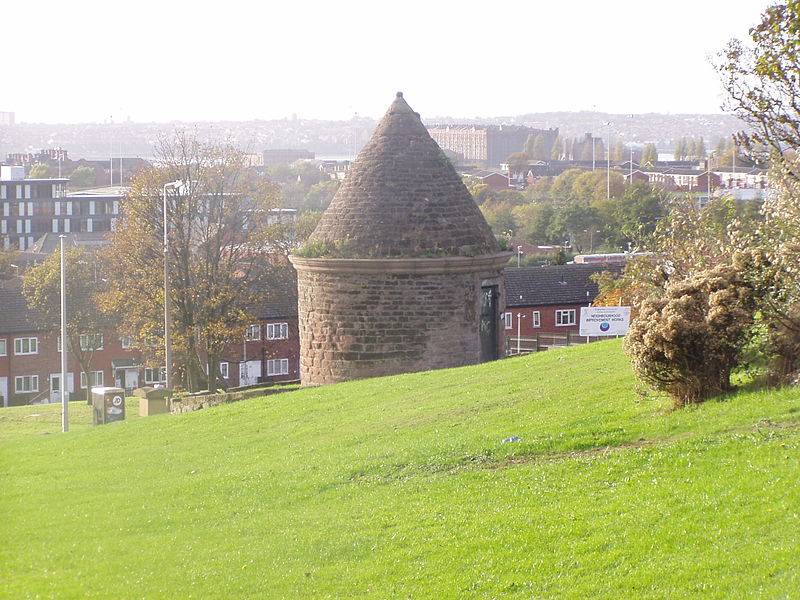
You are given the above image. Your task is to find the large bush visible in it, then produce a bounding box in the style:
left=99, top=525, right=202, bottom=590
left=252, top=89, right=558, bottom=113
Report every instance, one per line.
left=624, top=264, right=755, bottom=407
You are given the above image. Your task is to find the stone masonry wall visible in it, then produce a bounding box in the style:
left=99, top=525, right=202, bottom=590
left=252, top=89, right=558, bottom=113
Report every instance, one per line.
left=297, top=269, right=485, bottom=385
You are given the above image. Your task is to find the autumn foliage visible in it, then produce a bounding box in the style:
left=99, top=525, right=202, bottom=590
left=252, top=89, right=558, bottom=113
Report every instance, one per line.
left=624, top=264, right=755, bottom=407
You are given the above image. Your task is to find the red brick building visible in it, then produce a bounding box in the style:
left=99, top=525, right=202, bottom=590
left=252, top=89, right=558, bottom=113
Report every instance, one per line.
left=0, top=277, right=299, bottom=406
left=503, top=264, right=620, bottom=338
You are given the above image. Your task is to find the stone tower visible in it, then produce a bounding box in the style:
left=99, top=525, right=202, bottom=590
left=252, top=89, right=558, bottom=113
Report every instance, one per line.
left=289, top=93, right=511, bottom=386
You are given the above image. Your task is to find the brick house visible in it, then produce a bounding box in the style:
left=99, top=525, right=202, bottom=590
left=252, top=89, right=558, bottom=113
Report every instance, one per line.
left=209, top=293, right=299, bottom=388
left=503, top=263, right=621, bottom=339
left=0, top=276, right=299, bottom=406
left=0, top=277, right=140, bottom=406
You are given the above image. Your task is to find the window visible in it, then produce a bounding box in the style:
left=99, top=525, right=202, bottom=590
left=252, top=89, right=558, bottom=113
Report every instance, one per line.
left=15, top=375, right=39, bottom=393
left=0, top=338, right=6, bottom=356
left=266, top=322, right=288, bottom=340
left=79, top=333, right=103, bottom=351
left=219, top=362, right=229, bottom=379
left=120, top=336, right=132, bottom=350
left=80, top=370, right=104, bottom=389
left=14, top=337, right=38, bottom=355
left=267, top=358, right=289, bottom=376
left=244, top=324, right=261, bottom=341
left=144, top=367, right=166, bottom=384
left=504, top=312, right=513, bottom=330
left=532, top=311, right=541, bottom=328
left=555, top=309, right=576, bottom=327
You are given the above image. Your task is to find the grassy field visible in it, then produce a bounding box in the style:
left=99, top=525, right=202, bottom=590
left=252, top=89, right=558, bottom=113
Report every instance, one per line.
left=2, top=339, right=799, bottom=599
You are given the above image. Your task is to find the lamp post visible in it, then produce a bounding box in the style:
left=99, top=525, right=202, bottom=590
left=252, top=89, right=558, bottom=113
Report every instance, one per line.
left=162, top=180, right=183, bottom=391
left=60, top=235, right=68, bottom=432
left=607, top=124, right=611, bottom=199
left=516, top=313, right=525, bottom=356
left=517, top=245, right=523, bottom=268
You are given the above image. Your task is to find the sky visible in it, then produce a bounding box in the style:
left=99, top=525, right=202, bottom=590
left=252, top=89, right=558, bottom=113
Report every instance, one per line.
left=3, top=0, right=775, bottom=124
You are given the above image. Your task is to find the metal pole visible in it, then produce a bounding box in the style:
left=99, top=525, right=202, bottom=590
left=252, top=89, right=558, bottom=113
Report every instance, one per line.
left=162, top=180, right=183, bottom=392
left=163, top=184, right=172, bottom=391
left=607, top=123, right=611, bottom=199
left=630, top=146, right=633, bottom=183
left=60, top=235, right=68, bottom=432
left=516, top=313, right=523, bottom=355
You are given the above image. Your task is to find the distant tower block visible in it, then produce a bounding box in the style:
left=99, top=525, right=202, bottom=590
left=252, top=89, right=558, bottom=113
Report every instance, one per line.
left=289, top=93, right=512, bottom=386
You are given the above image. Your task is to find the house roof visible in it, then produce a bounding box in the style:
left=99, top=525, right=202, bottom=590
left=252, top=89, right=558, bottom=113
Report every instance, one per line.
left=504, top=263, right=620, bottom=308
left=29, top=232, right=110, bottom=254
left=306, top=92, right=498, bottom=258
left=0, top=278, right=47, bottom=334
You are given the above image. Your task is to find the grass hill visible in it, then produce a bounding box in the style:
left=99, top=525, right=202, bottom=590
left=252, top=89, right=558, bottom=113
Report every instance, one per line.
left=2, top=339, right=799, bottom=599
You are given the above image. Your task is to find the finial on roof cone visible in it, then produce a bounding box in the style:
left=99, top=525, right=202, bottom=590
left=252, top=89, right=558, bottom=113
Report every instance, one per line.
left=396, top=91, right=403, bottom=98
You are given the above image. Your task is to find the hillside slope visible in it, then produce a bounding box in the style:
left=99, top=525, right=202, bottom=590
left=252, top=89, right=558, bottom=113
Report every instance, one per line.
left=2, top=339, right=799, bottom=599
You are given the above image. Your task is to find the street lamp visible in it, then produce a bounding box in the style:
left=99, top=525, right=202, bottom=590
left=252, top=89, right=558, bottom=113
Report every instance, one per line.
left=607, top=124, right=611, bottom=198
left=163, top=180, right=183, bottom=392
left=60, top=235, right=68, bottom=432
left=517, top=245, right=523, bottom=268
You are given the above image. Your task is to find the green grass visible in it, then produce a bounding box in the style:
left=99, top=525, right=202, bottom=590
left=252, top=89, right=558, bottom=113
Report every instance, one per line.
left=2, top=338, right=799, bottom=599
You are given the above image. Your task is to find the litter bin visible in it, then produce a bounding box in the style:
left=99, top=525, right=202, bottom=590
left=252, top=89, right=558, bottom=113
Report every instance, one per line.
left=92, top=387, right=126, bottom=425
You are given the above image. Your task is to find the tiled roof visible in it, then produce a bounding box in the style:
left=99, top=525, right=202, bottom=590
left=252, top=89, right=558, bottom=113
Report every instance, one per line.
left=0, top=278, right=48, bottom=334
left=504, top=264, right=621, bottom=307
left=307, top=92, right=498, bottom=258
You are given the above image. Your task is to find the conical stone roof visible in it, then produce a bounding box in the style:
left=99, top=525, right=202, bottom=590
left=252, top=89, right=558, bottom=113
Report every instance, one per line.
left=304, top=92, right=499, bottom=258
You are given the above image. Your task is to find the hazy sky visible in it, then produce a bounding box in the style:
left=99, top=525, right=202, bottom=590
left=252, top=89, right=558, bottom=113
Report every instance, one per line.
left=4, top=0, right=774, bottom=124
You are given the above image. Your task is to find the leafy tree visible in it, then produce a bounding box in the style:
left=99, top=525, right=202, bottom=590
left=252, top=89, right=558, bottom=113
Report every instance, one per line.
left=547, top=201, right=598, bottom=252
left=480, top=200, right=516, bottom=235
left=0, top=246, right=18, bottom=280
left=640, top=143, right=657, bottom=166
left=549, top=168, right=583, bottom=205
left=674, top=137, right=686, bottom=161
left=99, top=133, right=283, bottom=394
left=23, top=248, right=111, bottom=402
left=304, top=180, right=339, bottom=212
left=597, top=182, right=666, bottom=249
left=550, top=135, right=563, bottom=160
left=267, top=164, right=295, bottom=183
left=69, top=166, right=95, bottom=189
left=527, top=134, right=548, bottom=161
left=28, top=163, right=51, bottom=178
left=505, top=152, right=530, bottom=178
left=524, top=177, right=553, bottom=203
left=717, top=1, right=800, bottom=174
left=614, top=140, right=625, bottom=162
left=624, top=264, right=756, bottom=407
left=523, top=134, right=537, bottom=158
left=511, top=203, right=554, bottom=245
left=695, top=136, right=706, bottom=159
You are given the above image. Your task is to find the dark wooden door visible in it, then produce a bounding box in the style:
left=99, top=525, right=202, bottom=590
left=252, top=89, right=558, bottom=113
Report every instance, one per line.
left=480, top=285, right=499, bottom=362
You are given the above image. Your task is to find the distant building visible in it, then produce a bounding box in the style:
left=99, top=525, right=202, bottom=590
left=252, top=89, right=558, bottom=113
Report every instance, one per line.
left=262, top=149, right=315, bottom=167
left=0, top=112, right=14, bottom=126
left=1, top=165, right=123, bottom=250
left=428, top=124, right=559, bottom=167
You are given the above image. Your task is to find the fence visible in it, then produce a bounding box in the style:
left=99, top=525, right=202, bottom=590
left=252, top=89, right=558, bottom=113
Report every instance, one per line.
left=505, top=332, right=607, bottom=356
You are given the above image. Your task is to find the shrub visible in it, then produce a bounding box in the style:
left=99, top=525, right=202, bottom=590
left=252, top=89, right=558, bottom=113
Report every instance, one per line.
left=624, top=264, right=756, bottom=407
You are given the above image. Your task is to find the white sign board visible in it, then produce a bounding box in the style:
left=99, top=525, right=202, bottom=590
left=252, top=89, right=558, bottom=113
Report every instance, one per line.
left=579, top=306, right=631, bottom=337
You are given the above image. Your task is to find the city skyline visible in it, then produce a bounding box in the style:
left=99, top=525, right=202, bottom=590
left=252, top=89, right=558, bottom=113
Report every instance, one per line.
left=3, top=0, right=774, bottom=124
